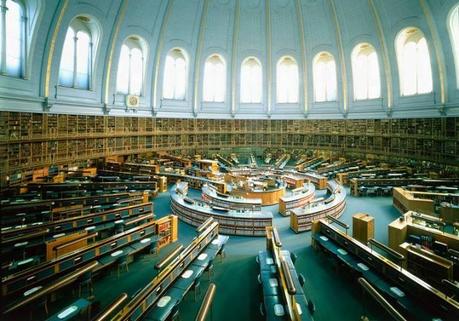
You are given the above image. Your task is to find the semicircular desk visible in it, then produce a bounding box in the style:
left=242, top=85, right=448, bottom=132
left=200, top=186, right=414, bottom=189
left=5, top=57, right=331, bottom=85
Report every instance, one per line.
left=170, top=184, right=273, bottom=236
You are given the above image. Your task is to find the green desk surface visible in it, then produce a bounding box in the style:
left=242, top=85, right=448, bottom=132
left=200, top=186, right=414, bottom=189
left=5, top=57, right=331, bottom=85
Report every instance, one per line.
left=172, top=268, right=197, bottom=291
left=190, top=262, right=206, bottom=278
left=258, top=251, right=276, bottom=273
left=314, top=233, right=436, bottom=321
left=192, top=252, right=211, bottom=267
left=208, top=235, right=229, bottom=250
left=260, top=270, right=280, bottom=296
left=263, top=295, right=287, bottom=321
left=144, top=295, right=179, bottom=321
left=46, top=298, right=90, bottom=321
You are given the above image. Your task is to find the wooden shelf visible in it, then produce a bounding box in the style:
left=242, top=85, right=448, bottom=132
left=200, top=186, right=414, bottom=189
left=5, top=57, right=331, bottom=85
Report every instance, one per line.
left=1, top=112, right=458, bottom=189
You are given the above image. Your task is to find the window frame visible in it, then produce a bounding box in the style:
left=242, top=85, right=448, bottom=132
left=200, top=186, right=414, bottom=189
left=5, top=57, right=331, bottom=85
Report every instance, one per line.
left=116, top=36, right=146, bottom=96
left=240, top=56, right=263, bottom=104
left=351, top=43, right=381, bottom=101
left=313, top=51, right=337, bottom=103
left=395, top=27, right=433, bottom=97
left=202, top=54, right=226, bottom=103
left=58, top=16, right=95, bottom=90
left=162, top=47, right=188, bottom=101
left=276, top=56, right=299, bottom=104
left=1, top=0, right=27, bottom=78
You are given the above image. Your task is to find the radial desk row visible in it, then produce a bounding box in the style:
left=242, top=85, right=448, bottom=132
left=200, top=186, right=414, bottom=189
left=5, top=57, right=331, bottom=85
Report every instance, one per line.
left=312, top=218, right=459, bottom=320
left=1, top=216, right=177, bottom=317
left=104, top=220, right=228, bottom=321
left=257, top=226, right=314, bottom=321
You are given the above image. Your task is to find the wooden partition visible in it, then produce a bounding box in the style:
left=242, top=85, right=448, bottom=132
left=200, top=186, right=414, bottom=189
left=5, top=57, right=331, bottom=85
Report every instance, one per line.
left=388, top=211, right=459, bottom=251
left=231, top=187, right=285, bottom=206
left=393, top=187, right=435, bottom=215
left=45, top=230, right=91, bottom=260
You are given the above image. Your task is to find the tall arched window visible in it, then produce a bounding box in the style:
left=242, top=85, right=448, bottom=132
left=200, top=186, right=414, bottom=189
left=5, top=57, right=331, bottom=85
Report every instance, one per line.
left=313, top=52, right=337, bottom=102
left=276, top=56, right=299, bottom=103
left=396, top=27, right=433, bottom=96
left=240, top=57, right=262, bottom=103
left=163, top=48, right=187, bottom=100
left=352, top=43, right=381, bottom=100
left=59, top=16, right=96, bottom=90
left=203, top=54, right=226, bottom=102
left=1, top=0, right=25, bottom=77
left=448, top=4, right=459, bottom=88
left=116, top=36, right=146, bottom=95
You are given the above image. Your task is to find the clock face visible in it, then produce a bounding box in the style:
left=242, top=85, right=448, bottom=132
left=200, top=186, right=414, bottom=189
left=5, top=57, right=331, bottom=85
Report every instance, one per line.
left=129, top=96, right=138, bottom=105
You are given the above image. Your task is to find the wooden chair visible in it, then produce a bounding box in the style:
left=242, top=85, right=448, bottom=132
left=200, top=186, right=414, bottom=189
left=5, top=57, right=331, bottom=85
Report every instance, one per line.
left=217, top=245, right=226, bottom=262
left=78, top=270, right=94, bottom=297
left=170, top=303, right=180, bottom=321
left=192, top=277, right=201, bottom=301
left=29, top=296, right=48, bottom=321
left=205, top=260, right=214, bottom=280
left=117, top=255, right=129, bottom=278
left=298, top=273, right=306, bottom=288
left=290, top=252, right=298, bottom=265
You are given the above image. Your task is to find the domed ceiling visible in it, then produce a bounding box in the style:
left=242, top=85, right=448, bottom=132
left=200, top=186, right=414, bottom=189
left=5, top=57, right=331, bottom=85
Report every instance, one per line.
left=1, top=0, right=458, bottom=119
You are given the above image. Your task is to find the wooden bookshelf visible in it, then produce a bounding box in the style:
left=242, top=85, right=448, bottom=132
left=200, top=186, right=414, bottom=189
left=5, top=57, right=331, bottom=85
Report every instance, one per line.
left=290, top=181, right=346, bottom=233
left=278, top=183, right=315, bottom=216
left=170, top=183, right=272, bottom=236
left=1, top=112, right=458, bottom=189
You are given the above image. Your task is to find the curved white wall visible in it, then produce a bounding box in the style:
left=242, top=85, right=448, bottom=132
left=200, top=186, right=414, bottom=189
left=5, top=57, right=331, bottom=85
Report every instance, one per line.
left=0, top=0, right=458, bottom=119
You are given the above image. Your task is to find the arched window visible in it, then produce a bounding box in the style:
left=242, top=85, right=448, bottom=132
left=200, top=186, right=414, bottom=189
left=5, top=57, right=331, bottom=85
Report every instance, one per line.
left=163, top=48, right=187, bottom=100
left=276, top=56, right=299, bottom=103
left=352, top=43, right=381, bottom=100
left=116, top=36, right=146, bottom=95
left=448, top=4, right=459, bottom=88
left=59, top=16, right=95, bottom=89
left=240, top=57, right=262, bottom=103
left=1, top=0, right=25, bottom=77
left=313, top=52, right=337, bottom=102
left=203, top=54, right=226, bottom=102
left=396, top=27, right=433, bottom=96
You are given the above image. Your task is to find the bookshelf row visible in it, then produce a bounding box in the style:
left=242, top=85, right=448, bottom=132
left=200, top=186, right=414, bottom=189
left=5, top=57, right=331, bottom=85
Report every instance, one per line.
left=1, top=112, right=458, bottom=141
left=1, top=112, right=458, bottom=183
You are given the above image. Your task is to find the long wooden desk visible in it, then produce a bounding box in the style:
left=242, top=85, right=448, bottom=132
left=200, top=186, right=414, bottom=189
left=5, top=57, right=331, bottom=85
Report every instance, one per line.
left=351, top=178, right=459, bottom=197
left=1, top=192, right=145, bottom=225
left=1, top=203, right=154, bottom=266
left=313, top=219, right=459, bottom=320
left=160, top=172, right=226, bottom=193
left=1, top=218, right=174, bottom=300
left=259, top=226, right=313, bottom=321
left=109, top=221, right=226, bottom=321
left=1, top=202, right=153, bottom=245
left=393, top=187, right=459, bottom=222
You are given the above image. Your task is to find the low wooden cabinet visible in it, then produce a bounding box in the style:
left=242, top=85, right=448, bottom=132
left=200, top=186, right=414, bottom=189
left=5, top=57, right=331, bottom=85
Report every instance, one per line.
left=352, top=213, right=374, bottom=244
